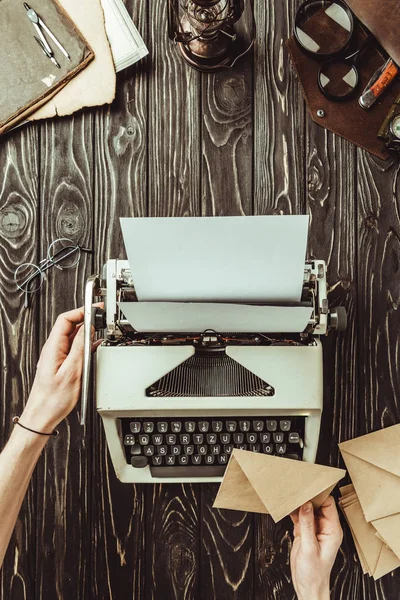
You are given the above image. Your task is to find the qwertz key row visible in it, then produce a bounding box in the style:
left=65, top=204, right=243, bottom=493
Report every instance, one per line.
left=121, top=417, right=305, bottom=478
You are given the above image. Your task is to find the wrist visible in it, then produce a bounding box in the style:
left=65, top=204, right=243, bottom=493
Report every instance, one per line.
left=10, top=421, right=49, bottom=452
left=297, top=585, right=330, bottom=600
left=21, top=395, right=60, bottom=432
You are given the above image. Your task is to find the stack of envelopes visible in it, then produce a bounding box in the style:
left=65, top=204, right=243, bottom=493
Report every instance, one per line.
left=339, top=424, right=400, bottom=579
left=213, top=449, right=345, bottom=521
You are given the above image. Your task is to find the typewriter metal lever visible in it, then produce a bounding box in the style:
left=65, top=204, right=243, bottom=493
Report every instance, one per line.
left=80, top=275, right=104, bottom=426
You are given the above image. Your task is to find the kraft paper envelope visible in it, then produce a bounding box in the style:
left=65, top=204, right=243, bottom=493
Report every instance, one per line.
left=339, top=496, right=371, bottom=575
left=343, top=500, right=400, bottom=579
left=213, top=450, right=345, bottom=522
left=339, top=484, right=400, bottom=579
left=372, top=514, right=400, bottom=561
left=339, top=424, right=400, bottom=522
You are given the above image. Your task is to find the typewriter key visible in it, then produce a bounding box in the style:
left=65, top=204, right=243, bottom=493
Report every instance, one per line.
left=212, top=421, right=223, bottom=432
left=280, top=420, right=291, bottom=432
left=131, top=456, right=148, bottom=468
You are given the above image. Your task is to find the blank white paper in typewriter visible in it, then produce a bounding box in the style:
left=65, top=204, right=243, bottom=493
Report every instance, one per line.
left=120, top=215, right=309, bottom=303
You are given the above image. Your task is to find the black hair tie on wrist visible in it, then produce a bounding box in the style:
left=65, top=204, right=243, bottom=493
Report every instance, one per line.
left=12, top=416, right=59, bottom=437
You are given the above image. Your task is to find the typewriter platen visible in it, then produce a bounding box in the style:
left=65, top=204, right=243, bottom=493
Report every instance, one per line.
left=82, top=252, right=346, bottom=484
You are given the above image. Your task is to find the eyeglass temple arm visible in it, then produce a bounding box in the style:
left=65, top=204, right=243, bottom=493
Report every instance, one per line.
left=80, top=275, right=101, bottom=426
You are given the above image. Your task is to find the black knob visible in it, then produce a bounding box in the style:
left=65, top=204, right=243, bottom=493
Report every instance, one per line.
left=329, top=306, right=347, bottom=332
left=91, top=307, right=106, bottom=331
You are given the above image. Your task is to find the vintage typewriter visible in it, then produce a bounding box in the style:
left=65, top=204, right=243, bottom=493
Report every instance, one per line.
left=81, top=217, right=347, bottom=483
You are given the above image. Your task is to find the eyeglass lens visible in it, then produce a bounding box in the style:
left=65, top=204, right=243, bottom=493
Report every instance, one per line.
left=47, top=238, right=81, bottom=270
left=295, top=1, right=352, bottom=56
left=14, top=263, right=46, bottom=293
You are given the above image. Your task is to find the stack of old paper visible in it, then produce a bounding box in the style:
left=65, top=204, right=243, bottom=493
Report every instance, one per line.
left=28, top=0, right=116, bottom=122
left=339, top=424, right=400, bottom=580
left=213, top=449, right=345, bottom=521
left=27, top=0, right=148, bottom=122
left=0, top=0, right=95, bottom=134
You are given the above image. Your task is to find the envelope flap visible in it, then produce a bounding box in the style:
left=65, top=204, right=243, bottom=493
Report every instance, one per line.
left=232, top=450, right=345, bottom=522
left=341, top=450, right=400, bottom=521
left=372, top=513, right=400, bottom=561
left=339, top=424, right=400, bottom=477
left=213, top=454, right=268, bottom=514
left=373, top=544, right=400, bottom=580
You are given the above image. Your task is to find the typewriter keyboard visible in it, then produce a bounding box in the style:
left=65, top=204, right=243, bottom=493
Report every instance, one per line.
left=120, top=416, right=306, bottom=478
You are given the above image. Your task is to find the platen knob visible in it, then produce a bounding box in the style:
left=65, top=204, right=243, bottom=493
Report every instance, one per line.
left=329, top=306, right=347, bottom=332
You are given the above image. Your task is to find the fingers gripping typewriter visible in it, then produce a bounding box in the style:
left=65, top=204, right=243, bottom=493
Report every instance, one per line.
left=81, top=217, right=347, bottom=483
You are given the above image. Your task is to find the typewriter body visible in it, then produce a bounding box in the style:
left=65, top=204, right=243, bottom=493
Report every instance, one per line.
left=82, top=257, right=346, bottom=484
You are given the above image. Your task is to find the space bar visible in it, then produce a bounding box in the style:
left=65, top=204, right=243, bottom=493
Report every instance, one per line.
left=151, top=465, right=226, bottom=478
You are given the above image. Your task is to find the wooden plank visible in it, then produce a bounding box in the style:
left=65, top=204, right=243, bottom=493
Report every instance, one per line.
left=199, top=42, right=254, bottom=600
left=0, top=125, right=40, bottom=600
left=305, top=126, right=359, bottom=598
left=252, top=0, right=306, bottom=597
left=144, top=1, right=202, bottom=599
left=90, top=1, right=148, bottom=598
left=355, top=151, right=400, bottom=598
left=201, top=494, right=254, bottom=600
left=201, top=59, right=253, bottom=216
left=147, top=1, right=201, bottom=218
left=254, top=516, right=295, bottom=600
left=146, top=484, right=199, bottom=600
left=253, top=1, right=306, bottom=216
left=33, top=113, right=94, bottom=600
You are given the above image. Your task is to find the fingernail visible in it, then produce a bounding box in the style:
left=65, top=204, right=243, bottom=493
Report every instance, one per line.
left=302, top=502, right=312, bottom=513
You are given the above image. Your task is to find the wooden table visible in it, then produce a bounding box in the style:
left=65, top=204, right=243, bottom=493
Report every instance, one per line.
left=1, top=1, right=400, bottom=599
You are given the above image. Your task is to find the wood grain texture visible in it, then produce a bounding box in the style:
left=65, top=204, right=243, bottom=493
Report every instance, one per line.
left=355, top=150, right=400, bottom=599
left=201, top=57, right=253, bottom=216
left=0, top=124, right=40, bottom=600
left=201, top=489, right=254, bottom=600
left=91, top=1, right=148, bottom=598
left=305, top=121, right=359, bottom=597
left=253, top=0, right=306, bottom=216
left=254, top=515, right=294, bottom=600
left=146, top=484, right=199, bottom=600
left=1, top=0, right=400, bottom=598
left=34, top=112, right=94, bottom=600
left=147, top=0, right=201, bottom=217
